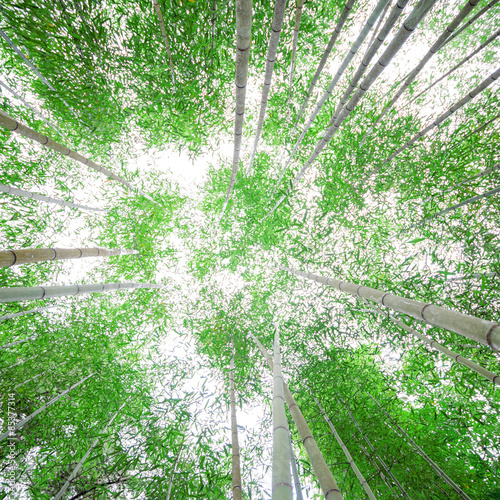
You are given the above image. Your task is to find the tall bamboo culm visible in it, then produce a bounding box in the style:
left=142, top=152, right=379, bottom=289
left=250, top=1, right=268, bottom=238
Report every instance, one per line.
left=0, top=183, right=107, bottom=212
left=250, top=332, right=344, bottom=500
left=0, top=247, right=138, bottom=268
left=0, top=282, right=166, bottom=303
left=272, top=324, right=292, bottom=500
left=279, top=265, right=500, bottom=350
left=152, top=0, right=176, bottom=89
left=247, top=0, right=287, bottom=174
left=221, top=0, right=252, bottom=217
left=0, top=305, right=54, bottom=322
left=0, top=111, right=156, bottom=203
left=230, top=354, right=243, bottom=500
left=288, top=0, right=304, bottom=100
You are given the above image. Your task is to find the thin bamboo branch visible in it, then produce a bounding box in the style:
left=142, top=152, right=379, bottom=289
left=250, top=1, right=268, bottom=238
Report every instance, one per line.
left=152, top=0, right=176, bottom=89
left=272, top=323, right=292, bottom=500
left=289, top=435, right=304, bottom=500
left=0, top=183, right=108, bottom=212
left=0, top=305, right=55, bottom=322
left=166, top=443, right=183, bottom=500
left=1, top=337, right=36, bottom=349
left=0, top=282, right=166, bottom=303
left=264, top=0, right=437, bottom=220
left=288, top=0, right=304, bottom=101
left=230, top=352, right=243, bottom=500
left=14, top=373, right=42, bottom=390
left=247, top=0, right=287, bottom=175
left=0, top=111, right=156, bottom=204
left=279, top=265, right=500, bottom=350
left=0, top=247, right=138, bottom=268
left=221, top=0, right=252, bottom=217
left=312, top=394, right=377, bottom=499
left=250, top=332, right=344, bottom=500
left=211, top=0, right=217, bottom=50
left=0, top=373, right=94, bottom=441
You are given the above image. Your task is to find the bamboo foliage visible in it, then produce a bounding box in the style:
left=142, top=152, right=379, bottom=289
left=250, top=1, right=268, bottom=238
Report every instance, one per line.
left=369, top=0, right=481, bottom=132
left=366, top=67, right=500, bottom=181
left=0, top=247, right=138, bottom=268
left=292, top=0, right=356, bottom=133
left=0, top=183, right=108, bottom=212
left=152, top=0, right=176, bottom=89
left=0, top=282, right=166, bottom=303
left=279, top=266, right=500, bottom=350
left=0, top=373, right=94, bottom=442
left=312, top=394, right=377, bottom=500
left=0, top=305, right=54, bottom=322
left=272, top=324, right=292, bottom=500
left=288, top=0, right=304, bottom=100
left=0, top=111, right=156, bottom=203
left=249, top=332, right=344, bottom=500
left=247, top=0, right=287, bottom=175
left=221, top=0, right=252, bottom=217
left=265, top=0, right=437, bottom=219
left=230, top=354, right=243, bottom=500
left=273, top=0, right=391, bottom=192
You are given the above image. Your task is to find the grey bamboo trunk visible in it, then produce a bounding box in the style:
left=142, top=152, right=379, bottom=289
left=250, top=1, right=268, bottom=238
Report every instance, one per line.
left=0, top=282, right=166, bottom=303
left=0, top=247, right=138, bottom=267
left=250, top=332, right=344, bottom=500
left=288, top=0, right=304, bottom=99
left=0, top=111, right=156, bottom=203
left=0, top=183, right=108, bottom=212
left=1, top=337, right=36, bottom=349
left=264, top=0, right=437, bottom=220
left=247, top=0, right=287, bottom=175
left=0, top=305, right=54, bottom=322
left=279, top=265, right=500, bottom=350
left=230, top=356, right=243, bottom=500
left=152, top=0, right=176, bottom=89
left=289, top=436, right=304, bottom=500
left=221, top=0, right=252, bottom=217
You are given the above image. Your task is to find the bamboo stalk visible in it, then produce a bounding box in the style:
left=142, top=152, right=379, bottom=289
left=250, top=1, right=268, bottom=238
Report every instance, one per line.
left=0, top=305, right=55, bottom=322
left=288, top=0, right=304, bottom=100
left=221, top=0, right=252, bottom=217
left=211, top=0, right=217, bottom=50
left=366, top=67, right=500, bottom=181
left=53, top=400, right=128, bottom=500
left=312, top=394, right=377, bottom=499
left=230, top=353, right=243, bottom=500
left=0, top=247, right=138, bottom=268
left=0, top=183, right=108, bottom=212
left=152, top=0, right=176, bottom=89
left=289, top=435, right=304, bottom=500
left=14, top=373, right=42, bottom=390
left=292, top=0, right=356, bottom=134
left=273, top=0, right=390, bottom=191
left=166, top=443, right=183, bottom=500
left=247, top=0, right=287, bottom=175
left=438, top=161, right=500, bottom=197
left=409, top=28, right=500, bottom=104
left=0, top=373, right=94, bottom=441
left=263, top=0, right=437, bottom=220
left=250, top=332, right=343, bottom=500
left=272, top=324, right=292, bottom=500
left=279, top=265, right=500, bottom=350
left=354, top=381, right=474, bottom=500
left=0, top=282, right=166, bottom=303
left=370, top=0, right=481, bottom=130
left=0, top=111, right=156, bottom=204
left=1, top=337, right=36, bottom=349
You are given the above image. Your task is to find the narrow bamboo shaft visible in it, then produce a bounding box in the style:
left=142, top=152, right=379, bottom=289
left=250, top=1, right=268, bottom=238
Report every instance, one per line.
left=152, top=0, right=176, bottom=89
left=211, top=0, right=217, bottom=50
left=276, top=0, right=390, bottom=186
left=363, top=0, right=391, bottom=59
left=264, top=0, right=437, bottom=220
left=440, top=162, right=500, bottom=196
left=374, top=0, right=481, bottom=126
left=292, top=0, right=355, bottom=132
left=313, top=395, right=377, bottom=499
left=334, top=391, right=411, bottom=499
left=0, top=282, right=166, bottom=303
left=221, top=0, right=252, bottom=217
left=355, top=381, right=474, bottom=500
left=462, top=113, right=500, bottom=140
left=1, top=337, right=36, bottom=349
left=166, top=443, right=183, bottom=500
left=53, top=400, right=127, bottom=500
left=0, top=305, right=54, bottom=322
left=0, top=111, right=155, bottom=203
left=289, top=436, right=304, bottom=500
left=14, top=373, right=42, bottom=390
left=288, top=0, right=304, bottom=97
left=0, top=247, right=138, bottom=267
left=280, top=266, right=500, bottom=350
left=272, top=324, right=292, bottom=500
left=0, top=183, right=108, bottom=212
left=0, top=373, right=94, bottom=441
left=2, top=356, right=36, bottom=371
left=368, top=67, right=500, bottom=180
left=250, top=333, right=343, bottom=500
left=247, top=0, right=287, bottom=175
left=230, top=356, right=243, bottom=500
left=410, top=28, right=500, bottom=104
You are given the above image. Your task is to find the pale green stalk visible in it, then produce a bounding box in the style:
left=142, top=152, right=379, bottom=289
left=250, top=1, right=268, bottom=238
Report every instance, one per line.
left=0, top=305, right=54, bottom=322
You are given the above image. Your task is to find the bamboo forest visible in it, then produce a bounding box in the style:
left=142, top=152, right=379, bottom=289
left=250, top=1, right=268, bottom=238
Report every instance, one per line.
left=1, top=0, right=500, bottom=498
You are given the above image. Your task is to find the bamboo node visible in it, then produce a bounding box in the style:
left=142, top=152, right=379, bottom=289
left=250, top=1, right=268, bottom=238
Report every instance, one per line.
left=420, top=303, right=432, bottom=320
left=380, top=292, right=391, bottom=306
left=485, top=324, right=500, bottom=350
left=8, top=250, right=17, bottom=267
